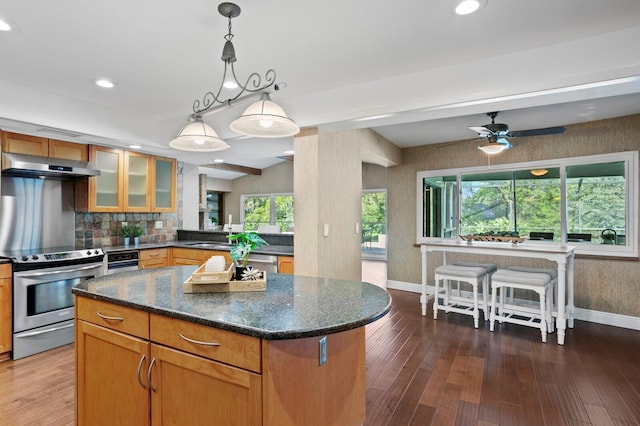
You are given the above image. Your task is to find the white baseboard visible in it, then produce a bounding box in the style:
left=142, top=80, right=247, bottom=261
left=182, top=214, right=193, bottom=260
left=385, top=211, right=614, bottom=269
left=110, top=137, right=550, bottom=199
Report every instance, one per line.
left=384, top=280, right=640, bottom=332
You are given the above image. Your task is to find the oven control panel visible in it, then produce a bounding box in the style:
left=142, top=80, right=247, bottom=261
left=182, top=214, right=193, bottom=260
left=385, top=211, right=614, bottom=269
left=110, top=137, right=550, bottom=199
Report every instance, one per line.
left=7, top=248, right=104, bottom=264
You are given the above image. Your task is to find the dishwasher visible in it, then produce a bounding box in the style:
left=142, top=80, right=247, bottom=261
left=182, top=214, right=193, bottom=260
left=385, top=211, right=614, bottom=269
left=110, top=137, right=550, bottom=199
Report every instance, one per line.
left=246, top=254, right=278, bottom=273
left=106, top=250, right=140, bottom=274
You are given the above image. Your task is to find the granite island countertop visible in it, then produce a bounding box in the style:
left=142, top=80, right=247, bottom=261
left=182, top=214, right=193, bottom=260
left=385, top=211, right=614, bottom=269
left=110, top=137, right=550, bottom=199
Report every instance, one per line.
left=102, top=241, right=294, bottom=256
left=72, top=266, right=391, bottom=340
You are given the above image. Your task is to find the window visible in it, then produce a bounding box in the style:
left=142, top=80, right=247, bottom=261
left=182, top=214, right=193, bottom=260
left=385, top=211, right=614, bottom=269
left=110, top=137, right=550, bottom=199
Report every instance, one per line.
left=459, top=168, right=561, bottom=239
left=241, top=193, right=293, bottom=232
left=416, top=151, right=638, bottom=257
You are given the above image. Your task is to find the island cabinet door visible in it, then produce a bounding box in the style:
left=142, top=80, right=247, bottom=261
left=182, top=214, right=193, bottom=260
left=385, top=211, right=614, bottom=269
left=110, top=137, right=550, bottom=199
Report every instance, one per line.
left=149, top=343, right=262, bottom=426
left=76, top=320, right=151, bottom=426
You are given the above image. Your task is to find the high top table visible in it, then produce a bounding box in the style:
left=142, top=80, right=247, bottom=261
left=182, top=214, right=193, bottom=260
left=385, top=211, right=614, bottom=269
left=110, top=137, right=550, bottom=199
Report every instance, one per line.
left=419, top=240, right=575, bottom=345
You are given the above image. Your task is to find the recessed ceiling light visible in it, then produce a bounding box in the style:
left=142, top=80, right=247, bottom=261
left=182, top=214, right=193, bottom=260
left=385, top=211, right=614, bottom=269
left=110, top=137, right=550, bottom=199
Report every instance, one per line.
left=455, top=0, right=486, bottom=15
left=128, top=144, right=142, bottom=149
left=95, top=79, right=115, bottom=88
left=0, top=20, right=11, bottom=31
left=213, top=159, right=224, bottom=163
left=283, top=150, right=294, bottom=155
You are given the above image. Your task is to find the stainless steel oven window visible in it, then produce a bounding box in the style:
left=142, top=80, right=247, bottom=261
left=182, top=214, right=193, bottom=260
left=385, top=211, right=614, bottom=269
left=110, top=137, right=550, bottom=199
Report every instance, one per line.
left=26, top=275, right=91, bottom=316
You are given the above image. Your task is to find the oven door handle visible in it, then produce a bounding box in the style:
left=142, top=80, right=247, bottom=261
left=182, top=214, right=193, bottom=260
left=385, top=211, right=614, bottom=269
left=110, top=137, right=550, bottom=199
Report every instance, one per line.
left=17, top=263, right=103, bottom=278
left=15, top=323, right=74, bottom=337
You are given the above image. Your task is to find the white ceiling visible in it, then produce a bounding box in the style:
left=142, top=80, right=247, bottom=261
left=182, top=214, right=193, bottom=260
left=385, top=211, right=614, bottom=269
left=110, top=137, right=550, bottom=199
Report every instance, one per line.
left=1, top=0, right=640, bottom=180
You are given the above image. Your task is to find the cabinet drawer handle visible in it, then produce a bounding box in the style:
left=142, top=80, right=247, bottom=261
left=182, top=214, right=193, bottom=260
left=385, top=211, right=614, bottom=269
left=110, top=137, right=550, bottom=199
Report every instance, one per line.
left=96, top=311, right=125, bottom=322
left=147, top=357, right=157, bottom=392
left=178, top=333, right=221, bottom=347
left=137, top=354, right=147, bottom=389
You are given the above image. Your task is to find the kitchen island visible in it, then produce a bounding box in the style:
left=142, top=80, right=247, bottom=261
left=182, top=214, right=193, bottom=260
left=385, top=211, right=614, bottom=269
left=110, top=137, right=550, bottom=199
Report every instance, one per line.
left=72, top=266, right=391, bottom=426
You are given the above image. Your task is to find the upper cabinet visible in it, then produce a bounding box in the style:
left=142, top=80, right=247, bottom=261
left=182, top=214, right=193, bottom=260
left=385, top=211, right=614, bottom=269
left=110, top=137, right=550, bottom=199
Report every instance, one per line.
left=76, top=146, right=124, bottom=212
left=124, top=151, right=151, bottom=212
left=152, top=156, right=176, bottom=212
left=76, top=146, right=176, bottom=213
left=1, top=131, right=88, bottom=161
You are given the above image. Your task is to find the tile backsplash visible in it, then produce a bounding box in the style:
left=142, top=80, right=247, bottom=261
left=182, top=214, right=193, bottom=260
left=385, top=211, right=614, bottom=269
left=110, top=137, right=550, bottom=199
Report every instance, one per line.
left=75, top=212, right=179, bottom=248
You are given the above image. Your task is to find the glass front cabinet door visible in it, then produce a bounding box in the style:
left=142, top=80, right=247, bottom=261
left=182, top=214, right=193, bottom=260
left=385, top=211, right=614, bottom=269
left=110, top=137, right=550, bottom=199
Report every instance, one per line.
left=152, top=156, right=176, bottom=212
left=124, top=151, right=151, bottom=212
left=89, top=146, right=124, bottom=212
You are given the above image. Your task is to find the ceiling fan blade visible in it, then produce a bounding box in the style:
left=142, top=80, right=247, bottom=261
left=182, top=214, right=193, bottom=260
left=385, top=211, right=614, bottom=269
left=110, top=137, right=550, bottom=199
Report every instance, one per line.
left=508, top=126, right=566, bottom=138
left=469, top=126, right=493, bottom=136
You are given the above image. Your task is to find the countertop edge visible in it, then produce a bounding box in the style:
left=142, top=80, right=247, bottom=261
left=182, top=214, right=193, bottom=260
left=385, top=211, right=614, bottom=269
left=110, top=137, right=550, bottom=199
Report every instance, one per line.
left=72, top=285, right=391, bottom=340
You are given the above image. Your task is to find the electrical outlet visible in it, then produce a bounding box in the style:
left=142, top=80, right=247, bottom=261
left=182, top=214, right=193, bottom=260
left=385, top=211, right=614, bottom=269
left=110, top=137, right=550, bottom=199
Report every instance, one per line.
left=122, top=221, right=127, bottom=227
left=155, top=220, right=163, bottom=229
left=319, top=336, right=327, bottom=366
left=323, top=223, right=329, bottom=237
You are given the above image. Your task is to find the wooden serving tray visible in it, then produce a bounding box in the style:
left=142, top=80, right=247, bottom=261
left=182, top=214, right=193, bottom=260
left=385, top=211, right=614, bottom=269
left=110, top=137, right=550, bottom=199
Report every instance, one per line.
left=184, top=272, right=266, bottom=293
left=190, top=263, right=233, bottom=284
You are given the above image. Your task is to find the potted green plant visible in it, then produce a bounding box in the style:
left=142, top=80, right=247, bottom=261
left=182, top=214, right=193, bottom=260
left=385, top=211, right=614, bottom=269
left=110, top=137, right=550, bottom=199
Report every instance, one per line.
left=120, top=225, right=133, bottom=246
left=229, top=231, right=268, bottom=278
left=130, top=225, right=144, bottom=245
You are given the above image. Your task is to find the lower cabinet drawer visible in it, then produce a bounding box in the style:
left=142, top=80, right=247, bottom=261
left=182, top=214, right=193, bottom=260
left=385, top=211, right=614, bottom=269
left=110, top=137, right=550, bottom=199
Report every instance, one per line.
left=76, top=297, right=149, bottom=339
left=150, top=313, right=261, bottom=373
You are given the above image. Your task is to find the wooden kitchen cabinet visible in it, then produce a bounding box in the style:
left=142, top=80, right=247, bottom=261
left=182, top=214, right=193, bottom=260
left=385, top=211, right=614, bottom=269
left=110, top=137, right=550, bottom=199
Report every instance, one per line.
left=0, top=264, right=11, bottom=359
left=76, top=320, right=150, bottom=425
left=170, top=248, right=231, bottom=266
left=124, top=151, right=151, bottom=212
left=151, top=156, right=176, bottom=212
left=76, top=146, right=176, bottom=213
left=277, top=256, right=294, bottom=274
left=76, top=145, right=124, bottom=212
left=76, top=297, right=261, bottom=426
left=1, top=131, right=88, bottom=161
left=139, top=248, right=169, bottom=269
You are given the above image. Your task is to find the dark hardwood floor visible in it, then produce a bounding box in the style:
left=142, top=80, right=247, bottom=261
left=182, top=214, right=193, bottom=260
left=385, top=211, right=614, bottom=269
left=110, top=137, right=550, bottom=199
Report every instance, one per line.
left=1, top=261, right=639, bottom=425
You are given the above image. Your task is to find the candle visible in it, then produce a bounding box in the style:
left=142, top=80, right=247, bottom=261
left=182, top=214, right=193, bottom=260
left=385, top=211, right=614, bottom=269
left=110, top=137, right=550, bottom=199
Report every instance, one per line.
left=229, top=214, right=232, bottom=225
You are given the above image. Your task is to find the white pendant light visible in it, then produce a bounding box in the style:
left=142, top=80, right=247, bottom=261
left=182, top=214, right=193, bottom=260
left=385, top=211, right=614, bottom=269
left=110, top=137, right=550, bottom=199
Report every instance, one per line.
left=169, top=117, right=229, bottom=152
left=230, top=93, right=300, bottom=138
left=170, top=3, right=298, bottom=151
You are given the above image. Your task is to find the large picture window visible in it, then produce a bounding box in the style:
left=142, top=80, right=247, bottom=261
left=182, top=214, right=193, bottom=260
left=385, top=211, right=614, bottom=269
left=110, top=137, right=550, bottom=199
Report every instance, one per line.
left=416, top=151, right=638, bottom=257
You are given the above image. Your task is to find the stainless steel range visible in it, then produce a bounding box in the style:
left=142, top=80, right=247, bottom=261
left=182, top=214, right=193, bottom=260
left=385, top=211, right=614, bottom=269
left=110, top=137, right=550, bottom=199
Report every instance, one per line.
left=0, top=176, right=104, bottom=359
left=3, top=247, right=104, bottom=359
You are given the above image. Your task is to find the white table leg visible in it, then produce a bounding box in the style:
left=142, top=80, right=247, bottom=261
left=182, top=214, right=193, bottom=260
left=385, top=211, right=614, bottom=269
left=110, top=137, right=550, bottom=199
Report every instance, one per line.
left=567, top=253, right=575, bottom=329
left=421, top=245, right=428, bottom=316
left=556, top=261, right=567, bottom=345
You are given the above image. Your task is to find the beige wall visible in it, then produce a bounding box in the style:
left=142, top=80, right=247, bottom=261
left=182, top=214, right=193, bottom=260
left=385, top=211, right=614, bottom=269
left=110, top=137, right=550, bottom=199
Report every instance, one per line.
left=387, top=113, right=640, bottom=317
left=363, top=163, right=388, bottom=190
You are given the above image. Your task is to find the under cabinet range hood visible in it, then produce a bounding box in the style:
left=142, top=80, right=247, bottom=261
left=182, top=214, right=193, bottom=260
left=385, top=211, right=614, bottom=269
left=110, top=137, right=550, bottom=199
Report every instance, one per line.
left=1, top=152, right=100, bottom=179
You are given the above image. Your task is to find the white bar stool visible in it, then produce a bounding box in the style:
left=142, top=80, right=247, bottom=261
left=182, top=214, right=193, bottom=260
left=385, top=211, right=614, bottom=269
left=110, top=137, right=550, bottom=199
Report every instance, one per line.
left=433, top=263, right=495, bottom=328
left=489, top=269, right=556, bottom=342
left=504, top=265, right=558, bottom=331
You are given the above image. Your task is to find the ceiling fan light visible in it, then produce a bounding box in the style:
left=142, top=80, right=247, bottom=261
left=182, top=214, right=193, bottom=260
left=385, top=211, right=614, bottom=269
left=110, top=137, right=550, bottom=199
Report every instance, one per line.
left=455, top=0, right=486, bottom=15
left=169, top=118, right=230, bottom=152
left=230, top=94, right=300, bottom=138
left=477, top=137, right=511, bottom=155
left=531, top=169, right=549, bottom=176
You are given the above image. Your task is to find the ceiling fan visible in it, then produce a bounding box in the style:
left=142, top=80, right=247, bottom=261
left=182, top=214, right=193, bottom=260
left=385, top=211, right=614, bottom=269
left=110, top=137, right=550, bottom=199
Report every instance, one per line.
left=470, top=112, right=566, bottom=154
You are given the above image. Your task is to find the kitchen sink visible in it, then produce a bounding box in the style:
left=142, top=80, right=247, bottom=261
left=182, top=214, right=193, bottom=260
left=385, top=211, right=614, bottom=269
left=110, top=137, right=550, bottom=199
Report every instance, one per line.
left=184, top=242, right=232, bottom=249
